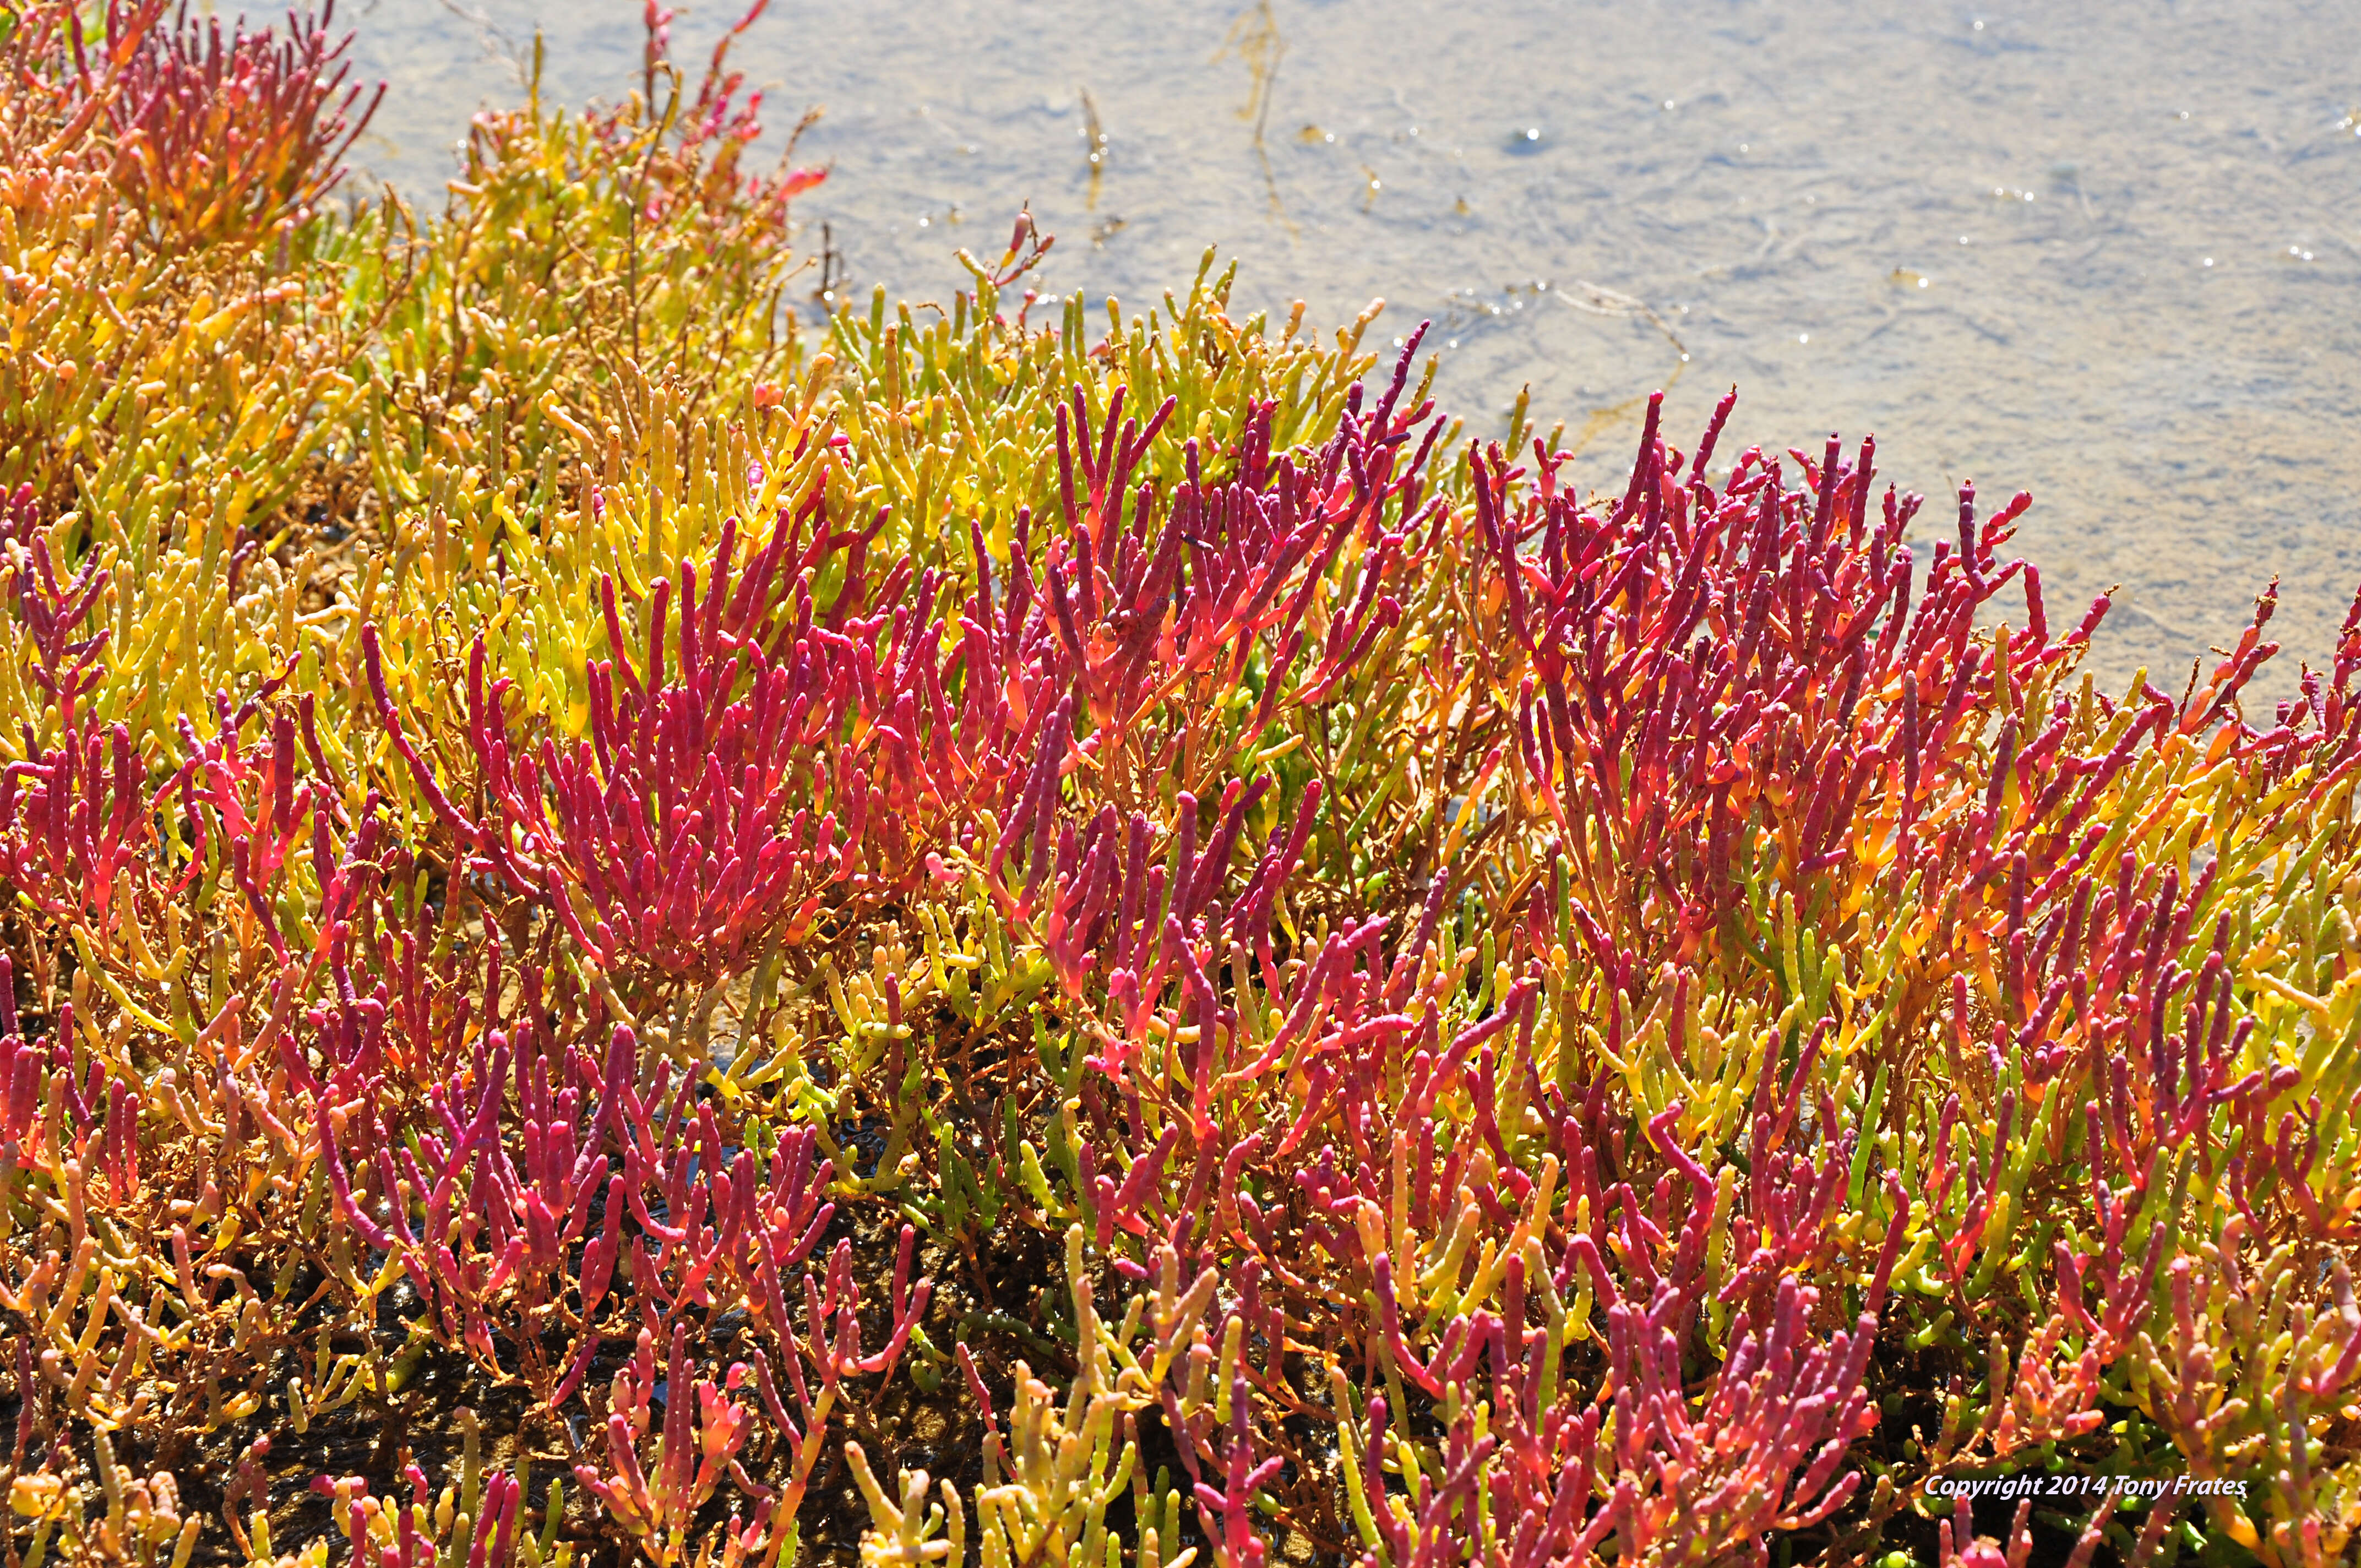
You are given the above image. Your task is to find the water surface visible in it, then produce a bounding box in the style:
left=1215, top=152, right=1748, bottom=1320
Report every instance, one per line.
left=344, top=0, right=2361, bottom=697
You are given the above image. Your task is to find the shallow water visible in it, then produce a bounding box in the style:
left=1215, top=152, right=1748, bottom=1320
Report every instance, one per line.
left=343, top=0, right=2361, bottom=699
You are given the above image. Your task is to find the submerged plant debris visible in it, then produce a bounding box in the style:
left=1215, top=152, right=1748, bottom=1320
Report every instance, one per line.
left=0, top=4, right=2356, bottom=1568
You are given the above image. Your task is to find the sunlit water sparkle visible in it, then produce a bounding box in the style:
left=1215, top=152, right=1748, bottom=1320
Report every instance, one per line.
left=346, top=0, right=2361, bottom=696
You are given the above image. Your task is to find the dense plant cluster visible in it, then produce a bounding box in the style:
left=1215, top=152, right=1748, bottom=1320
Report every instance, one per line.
left=0, top=4, right=2357, bottom=1566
